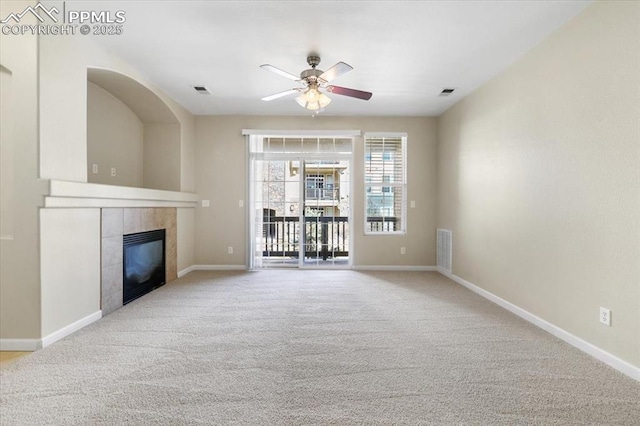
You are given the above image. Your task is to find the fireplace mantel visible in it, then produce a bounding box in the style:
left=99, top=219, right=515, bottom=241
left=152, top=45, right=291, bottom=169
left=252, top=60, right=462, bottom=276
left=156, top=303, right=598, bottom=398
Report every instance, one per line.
left=44, top=180, right=199, bottom=208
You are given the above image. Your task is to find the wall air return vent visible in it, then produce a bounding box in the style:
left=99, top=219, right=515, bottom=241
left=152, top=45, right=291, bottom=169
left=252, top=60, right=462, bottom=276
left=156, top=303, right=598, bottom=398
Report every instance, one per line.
left=439, top=88, right=455, bottom=97
left=193, top=86, right=210, bottom=94
left=437, top=228, right=452, bottom=272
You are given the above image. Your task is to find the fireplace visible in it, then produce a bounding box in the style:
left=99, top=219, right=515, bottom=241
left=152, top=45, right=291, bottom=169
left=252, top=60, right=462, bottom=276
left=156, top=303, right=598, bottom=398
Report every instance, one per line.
left=123, top=229, right=166, bottom=304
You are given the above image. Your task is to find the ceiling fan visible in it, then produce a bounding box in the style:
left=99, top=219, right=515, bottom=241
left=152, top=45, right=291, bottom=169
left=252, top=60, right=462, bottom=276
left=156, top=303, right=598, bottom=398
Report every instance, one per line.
left=260, top=54, right=373, bottom=111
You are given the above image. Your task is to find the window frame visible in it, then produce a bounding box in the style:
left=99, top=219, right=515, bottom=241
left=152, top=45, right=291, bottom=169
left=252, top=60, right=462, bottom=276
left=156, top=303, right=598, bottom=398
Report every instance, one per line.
left=363, top=132, right=407, bottom=235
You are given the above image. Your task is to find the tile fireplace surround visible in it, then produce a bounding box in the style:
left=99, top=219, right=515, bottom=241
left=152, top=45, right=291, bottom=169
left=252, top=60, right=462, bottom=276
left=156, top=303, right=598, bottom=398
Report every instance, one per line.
left=101, top=208, right=178, bottom=315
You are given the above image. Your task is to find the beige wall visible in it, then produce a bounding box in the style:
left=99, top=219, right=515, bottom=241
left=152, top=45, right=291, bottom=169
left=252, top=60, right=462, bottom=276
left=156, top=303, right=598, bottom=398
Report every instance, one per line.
left=437, top=1, right=639, bottom=366
left=180, top=115, right=196, bottom=193
left=194, top=116, right=437, bottom=267
left=143, top=123, right=181, bottom=191
left=0, top=1, right=44, bottom=341
left=39, top=34, right=91, bottom=181
left=177, top=208, right=195, bottom=273
left=87, top=82, right=144, bottom=187
left=1, top=66, right=13, bottom=239
left=40, top=209, right=101, bottom=336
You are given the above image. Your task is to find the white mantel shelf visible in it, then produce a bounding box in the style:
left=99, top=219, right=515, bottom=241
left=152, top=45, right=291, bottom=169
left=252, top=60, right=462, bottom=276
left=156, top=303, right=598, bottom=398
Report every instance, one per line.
left=44, top=180, right=199, bottom=208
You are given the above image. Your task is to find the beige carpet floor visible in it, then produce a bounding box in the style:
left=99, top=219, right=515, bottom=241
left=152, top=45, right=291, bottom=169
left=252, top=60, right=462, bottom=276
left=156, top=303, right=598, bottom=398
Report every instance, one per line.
left=1, top=271, right=638, bottom=425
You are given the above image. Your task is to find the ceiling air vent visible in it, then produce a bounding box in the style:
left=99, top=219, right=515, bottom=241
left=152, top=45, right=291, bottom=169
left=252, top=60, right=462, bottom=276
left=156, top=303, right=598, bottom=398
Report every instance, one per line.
left=193, top=86, right=210, bottom=95
left=439, top=88, right=455, bottom=97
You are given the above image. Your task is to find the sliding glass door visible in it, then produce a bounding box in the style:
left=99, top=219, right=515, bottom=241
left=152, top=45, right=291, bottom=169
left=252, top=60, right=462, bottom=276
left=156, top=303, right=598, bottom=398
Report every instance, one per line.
left=302, top=160, right=350, bottom=267
left=251, top=159, right=301, bottom=267
left=248, top=135, right=353, bottom=269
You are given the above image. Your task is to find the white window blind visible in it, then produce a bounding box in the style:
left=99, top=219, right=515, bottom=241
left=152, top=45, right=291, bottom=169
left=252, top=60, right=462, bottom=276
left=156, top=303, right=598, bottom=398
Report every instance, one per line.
left=364, top=134, right=406, bottom=234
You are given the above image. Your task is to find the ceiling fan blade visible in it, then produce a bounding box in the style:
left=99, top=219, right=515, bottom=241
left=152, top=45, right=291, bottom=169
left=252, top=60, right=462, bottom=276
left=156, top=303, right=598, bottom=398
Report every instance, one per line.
left=326, top=85, right=373, bottom=101
left=260, top=64, right=300, bottom=81
left=261, top=89, right=300, bottom=101
left=319, top=62, right=353, bottom=83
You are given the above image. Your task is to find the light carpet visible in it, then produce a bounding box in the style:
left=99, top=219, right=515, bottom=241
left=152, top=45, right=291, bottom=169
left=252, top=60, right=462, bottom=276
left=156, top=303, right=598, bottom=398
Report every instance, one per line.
left=1, top=270, right=638, bottom=425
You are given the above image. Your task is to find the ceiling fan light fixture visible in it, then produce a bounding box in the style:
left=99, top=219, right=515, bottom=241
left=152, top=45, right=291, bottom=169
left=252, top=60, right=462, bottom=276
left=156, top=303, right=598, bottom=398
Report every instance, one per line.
left=307, top=87, right=319, bottom=101
left=295, top=92, right=308, bottom=108
left=318, top=92, right=331, bottom=108
left=295, top=88, right=331, bottom=111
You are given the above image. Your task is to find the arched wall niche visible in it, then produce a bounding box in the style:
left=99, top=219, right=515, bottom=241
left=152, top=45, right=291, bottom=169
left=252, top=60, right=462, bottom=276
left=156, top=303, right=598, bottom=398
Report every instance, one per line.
left=87, top=67, right=181, bottom=191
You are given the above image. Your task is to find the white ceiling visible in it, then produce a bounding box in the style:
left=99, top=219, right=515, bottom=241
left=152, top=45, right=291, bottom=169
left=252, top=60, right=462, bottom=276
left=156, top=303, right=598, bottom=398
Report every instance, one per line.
left=58, top=0, right=591, bottom=116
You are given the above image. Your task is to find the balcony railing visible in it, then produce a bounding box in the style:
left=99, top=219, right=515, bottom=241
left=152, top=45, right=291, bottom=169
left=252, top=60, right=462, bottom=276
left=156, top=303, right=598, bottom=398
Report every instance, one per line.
left=366, top=217, right=399, bottom=232
left=261, top=216, right=398, bottom=260
left=304, top=188, right=339, bottom=200
left=263, top=216, right=349, bottom=260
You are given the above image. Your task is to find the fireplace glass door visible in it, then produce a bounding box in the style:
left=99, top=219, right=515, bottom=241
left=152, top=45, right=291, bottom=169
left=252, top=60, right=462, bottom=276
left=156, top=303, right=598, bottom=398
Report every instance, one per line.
left=123, top=229, right=166, bottom=304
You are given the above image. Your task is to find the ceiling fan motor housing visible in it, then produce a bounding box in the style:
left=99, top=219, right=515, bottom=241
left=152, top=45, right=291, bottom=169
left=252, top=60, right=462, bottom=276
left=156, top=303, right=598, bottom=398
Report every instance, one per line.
left=300, top=68, right=323, bottom=82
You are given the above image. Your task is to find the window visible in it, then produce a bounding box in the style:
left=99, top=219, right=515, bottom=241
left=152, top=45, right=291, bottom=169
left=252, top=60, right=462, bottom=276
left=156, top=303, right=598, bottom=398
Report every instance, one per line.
left=364, top=134, right=406, bottom=234
left=382, top=176, right=391, bottom=193
left=305, top=174, right=324, bottom=199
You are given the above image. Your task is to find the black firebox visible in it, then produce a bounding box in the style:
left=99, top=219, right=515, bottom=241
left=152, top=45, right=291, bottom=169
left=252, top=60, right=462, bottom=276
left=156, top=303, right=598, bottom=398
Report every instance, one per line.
left=123, top=229, right=166, bottom=304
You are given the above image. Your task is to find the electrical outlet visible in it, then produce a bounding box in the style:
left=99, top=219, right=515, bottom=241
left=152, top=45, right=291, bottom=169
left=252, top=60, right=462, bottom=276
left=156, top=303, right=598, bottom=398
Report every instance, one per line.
left=201, top=200, right=210, bottom=207
left=239, top=199, right=244, bottom=207
left=227, top=246, right=233, bottom=254
left=92, top=164, right=98, bottom=174
left=410, top=200, right=416, bottom=208
left=600, top=307, right=611, bottom=326
left=110, top=167, right=116, bottom=177
left=400, top=247, right=406, bottom=255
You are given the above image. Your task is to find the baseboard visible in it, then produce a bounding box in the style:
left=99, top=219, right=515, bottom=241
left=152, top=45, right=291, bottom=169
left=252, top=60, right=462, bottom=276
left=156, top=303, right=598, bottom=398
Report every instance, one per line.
left=178, top=265, right=196, bottom=277
left=1, top=311, right=103, bottom=351
left=41, top=310, right=102, bottom=349
left=0, top=338, right=41, bottom=351
left=353, top=265, right=437, bottom=271
left=437, top=267, right=639, bottom=382
left=182, top=265, right=247, bottom=274
left=181, top=265, right=436, bottom=274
